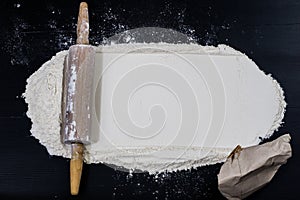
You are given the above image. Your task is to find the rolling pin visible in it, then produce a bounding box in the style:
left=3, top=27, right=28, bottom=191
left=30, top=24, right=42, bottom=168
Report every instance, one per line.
left=61, top=2, right=95, bottom=195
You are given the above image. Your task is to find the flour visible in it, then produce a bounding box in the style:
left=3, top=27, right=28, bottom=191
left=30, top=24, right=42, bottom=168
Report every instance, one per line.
left=24, top=43, right=286, bottom=174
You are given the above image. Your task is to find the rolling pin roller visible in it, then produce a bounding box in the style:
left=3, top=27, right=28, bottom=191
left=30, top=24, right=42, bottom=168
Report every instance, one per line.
left=61, top=2, right=95, bottom=195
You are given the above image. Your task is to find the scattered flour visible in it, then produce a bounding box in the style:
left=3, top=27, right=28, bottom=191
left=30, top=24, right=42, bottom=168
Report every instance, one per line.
left=24, top=43, right=286, bottom=174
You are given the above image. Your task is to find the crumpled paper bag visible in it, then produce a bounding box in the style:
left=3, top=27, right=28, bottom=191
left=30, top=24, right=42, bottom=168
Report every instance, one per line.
left=218, top=134, right=292, bottom=200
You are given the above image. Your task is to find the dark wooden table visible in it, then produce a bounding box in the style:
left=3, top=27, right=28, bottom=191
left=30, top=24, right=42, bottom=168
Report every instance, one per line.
left=0, top=0, right=299, bottom=199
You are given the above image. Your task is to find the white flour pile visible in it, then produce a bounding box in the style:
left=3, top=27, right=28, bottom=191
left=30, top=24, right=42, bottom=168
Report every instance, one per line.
left=24, top=43, right=286, bottom=174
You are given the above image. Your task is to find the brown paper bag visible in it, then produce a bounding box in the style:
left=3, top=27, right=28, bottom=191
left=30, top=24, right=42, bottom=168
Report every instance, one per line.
left=218, top=134, right=292, bottom=200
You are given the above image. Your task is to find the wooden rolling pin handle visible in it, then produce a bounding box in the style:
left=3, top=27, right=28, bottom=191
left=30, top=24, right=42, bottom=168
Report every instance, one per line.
left=76, top=2, right=89, bottom=45
left=70, top=143, right=84, bottom=195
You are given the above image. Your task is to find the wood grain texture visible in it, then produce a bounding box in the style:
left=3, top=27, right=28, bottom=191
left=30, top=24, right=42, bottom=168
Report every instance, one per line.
left=61, top=44, right=95, bottom=195
left=70, top=143, right=84, bottom=195
left=76, top=2, right=89, bottom=45
left=61, top=2, right=94, bottom=196
left=61, top=45, right=95, bottom=145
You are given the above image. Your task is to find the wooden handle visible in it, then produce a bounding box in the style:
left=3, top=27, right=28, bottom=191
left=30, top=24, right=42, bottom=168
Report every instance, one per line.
left=70, top=143, right=84, bottom=195
left=76, top=2, right=89, bottom=45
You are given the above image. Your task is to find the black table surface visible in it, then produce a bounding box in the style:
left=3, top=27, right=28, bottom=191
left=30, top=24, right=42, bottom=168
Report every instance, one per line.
left=0, top=0, right=299, bottom=199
